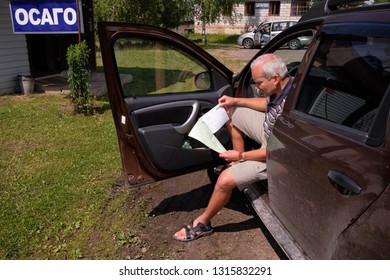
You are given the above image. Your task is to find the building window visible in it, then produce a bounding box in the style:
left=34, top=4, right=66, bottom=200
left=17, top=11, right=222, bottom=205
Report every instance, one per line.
left=269, top=1, right=280, bottom=16
left=245, top=2, right=255, bottom=16
left=291, top=0, right=310, bottom=16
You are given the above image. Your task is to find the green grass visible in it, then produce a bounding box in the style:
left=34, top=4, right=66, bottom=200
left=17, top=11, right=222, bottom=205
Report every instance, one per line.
left=0, top=94, right=150, bottom=259
left=187, top=33, right=240, bottom=48
left=113, top=44, right=206, bottom=96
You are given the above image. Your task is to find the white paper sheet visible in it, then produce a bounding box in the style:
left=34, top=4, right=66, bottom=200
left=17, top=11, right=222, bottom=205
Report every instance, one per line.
left=188, top=104, right=228, bottom=153
left=189, top=120, right=227, bottom=153
left=200, top=104, right=229, bottom=133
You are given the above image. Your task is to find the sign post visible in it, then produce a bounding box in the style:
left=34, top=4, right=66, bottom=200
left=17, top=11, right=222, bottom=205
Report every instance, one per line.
left=76, top=0, right=81, bottom=44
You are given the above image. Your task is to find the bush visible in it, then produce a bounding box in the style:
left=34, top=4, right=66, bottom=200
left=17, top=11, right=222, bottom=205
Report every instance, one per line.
left=66, top=41, right=94, bottom=115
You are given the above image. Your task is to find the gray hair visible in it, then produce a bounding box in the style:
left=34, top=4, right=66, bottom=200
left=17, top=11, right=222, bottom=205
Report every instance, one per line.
left=250, top=53, right=288, bottom=79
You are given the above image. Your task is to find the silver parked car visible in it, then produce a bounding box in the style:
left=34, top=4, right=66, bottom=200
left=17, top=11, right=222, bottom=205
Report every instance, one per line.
left=237, top=20, right=311, bottom=49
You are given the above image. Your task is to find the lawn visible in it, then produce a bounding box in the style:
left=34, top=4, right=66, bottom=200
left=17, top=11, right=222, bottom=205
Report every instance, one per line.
left=0, top=94, right=151, bottom=259
left=0, top=34, right=244, bottom=259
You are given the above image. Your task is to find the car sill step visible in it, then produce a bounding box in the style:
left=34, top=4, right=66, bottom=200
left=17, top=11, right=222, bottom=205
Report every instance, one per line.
left=243, top=183, right=309, bottom=260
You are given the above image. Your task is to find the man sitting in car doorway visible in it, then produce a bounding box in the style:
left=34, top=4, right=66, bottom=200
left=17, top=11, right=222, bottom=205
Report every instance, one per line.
left=173, top=53, right=294, bottom=242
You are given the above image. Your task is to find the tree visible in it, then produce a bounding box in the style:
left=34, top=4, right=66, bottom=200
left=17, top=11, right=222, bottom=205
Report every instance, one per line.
left=94, top=0, right=192, bottom=29
left=93, top=0, right=240, bottom=41
left=189, top=0, right=241, bottom=43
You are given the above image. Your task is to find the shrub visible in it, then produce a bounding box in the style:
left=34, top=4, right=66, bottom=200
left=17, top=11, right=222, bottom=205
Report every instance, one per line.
left=66, top=41, right=94, bottom=115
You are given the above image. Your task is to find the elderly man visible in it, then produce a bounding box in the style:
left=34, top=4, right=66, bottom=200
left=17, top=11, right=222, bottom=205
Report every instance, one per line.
left=173, top=53, right=293, bottom=242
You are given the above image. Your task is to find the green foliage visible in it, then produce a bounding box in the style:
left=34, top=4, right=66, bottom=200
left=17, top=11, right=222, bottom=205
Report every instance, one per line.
left=93, top=0, right=192, bottom=29
left=66, top=41, right=93, bottom=115
left=93, top=0, right=240, bottom=28
left=192, top=0, right=241, bottom=24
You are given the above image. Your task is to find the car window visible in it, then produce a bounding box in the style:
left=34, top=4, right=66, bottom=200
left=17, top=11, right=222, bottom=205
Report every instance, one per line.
left=295, top=34, right=390, bottom=134
left=272, top=22, right=287, bottom=32
left=245, top=29, right=311, bottom=98
left=113, top=37, right=209, bottom=97
left=260, top=23, right=271, bottom=31
left=273, top=31, right=310, bottom=70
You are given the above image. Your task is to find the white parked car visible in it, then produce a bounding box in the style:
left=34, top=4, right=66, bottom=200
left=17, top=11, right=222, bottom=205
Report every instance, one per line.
left=237, top=20, right=311, bottom=49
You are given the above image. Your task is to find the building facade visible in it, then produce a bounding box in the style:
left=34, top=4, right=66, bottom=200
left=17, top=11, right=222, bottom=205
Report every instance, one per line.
left=0, top=0, right=30, bottom=95
left=194, top=0, right=310, bottom=34
left=0, top=0, right=95, bottom=96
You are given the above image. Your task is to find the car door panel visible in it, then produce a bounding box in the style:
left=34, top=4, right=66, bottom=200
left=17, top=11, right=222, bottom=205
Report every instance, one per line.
left=268, top=115, right=389, bottom=259
left=130, top=99, right=218, bottom=172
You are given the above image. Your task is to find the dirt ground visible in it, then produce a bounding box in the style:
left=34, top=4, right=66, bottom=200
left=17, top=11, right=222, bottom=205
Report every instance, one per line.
left=114, top=46, right=284, bottom=260
left=131, top=170, right=284, bottom=260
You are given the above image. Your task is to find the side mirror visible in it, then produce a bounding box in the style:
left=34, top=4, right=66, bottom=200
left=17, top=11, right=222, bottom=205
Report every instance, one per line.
left=195, top=72, right=211, bottom=90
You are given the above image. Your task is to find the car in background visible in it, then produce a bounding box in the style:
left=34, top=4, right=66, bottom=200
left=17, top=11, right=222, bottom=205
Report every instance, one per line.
left=237, top=20, right=308, bottom=49
left=98, top=0, right=390, bottom=259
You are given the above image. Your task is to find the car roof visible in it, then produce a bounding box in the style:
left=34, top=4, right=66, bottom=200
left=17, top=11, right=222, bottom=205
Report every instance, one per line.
left=260, top=20, right=298, bottom=25
left=299, top=0, right=390, bottom=23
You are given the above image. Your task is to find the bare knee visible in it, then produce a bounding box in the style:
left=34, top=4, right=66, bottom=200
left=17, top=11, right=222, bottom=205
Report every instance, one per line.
left=215, top=170, right=236, bottom=192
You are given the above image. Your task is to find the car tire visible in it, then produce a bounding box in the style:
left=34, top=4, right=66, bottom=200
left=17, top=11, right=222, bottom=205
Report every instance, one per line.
left=243, top=38, right=254, bottom=49
left=288, top=39, right=301, bottom=50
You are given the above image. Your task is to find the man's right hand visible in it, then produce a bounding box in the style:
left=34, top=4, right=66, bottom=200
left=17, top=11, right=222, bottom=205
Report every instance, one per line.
left=219, top=95, right=267, bottom=112
left=218, top=95, right=236, bottom=109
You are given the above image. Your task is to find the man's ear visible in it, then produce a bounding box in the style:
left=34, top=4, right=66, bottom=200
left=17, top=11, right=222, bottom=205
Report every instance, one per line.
left=274, top=75, right=281, bottom=85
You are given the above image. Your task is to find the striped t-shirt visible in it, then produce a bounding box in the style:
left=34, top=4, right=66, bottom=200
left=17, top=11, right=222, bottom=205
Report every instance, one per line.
left=264, top=77, right=293, bottom=142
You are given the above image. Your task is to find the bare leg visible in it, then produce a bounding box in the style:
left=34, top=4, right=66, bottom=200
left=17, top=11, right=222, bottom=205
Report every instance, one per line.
left=226, top=119, right=245, bottom=153
left=173, top=169, right=237, bottom=240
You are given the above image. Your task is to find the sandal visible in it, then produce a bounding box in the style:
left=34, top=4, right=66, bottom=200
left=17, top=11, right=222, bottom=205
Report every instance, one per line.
left=173, top=220, right=214, bottom=242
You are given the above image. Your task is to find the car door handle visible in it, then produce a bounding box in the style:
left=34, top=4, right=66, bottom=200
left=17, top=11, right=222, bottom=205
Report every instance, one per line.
left=328, top=170, right=362, bottom=195
left=174, top=101, right=200, bottom=134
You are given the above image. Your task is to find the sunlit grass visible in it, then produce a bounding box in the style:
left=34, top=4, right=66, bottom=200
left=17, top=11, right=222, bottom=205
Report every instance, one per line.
left=0, top=94, right=151, bottom=259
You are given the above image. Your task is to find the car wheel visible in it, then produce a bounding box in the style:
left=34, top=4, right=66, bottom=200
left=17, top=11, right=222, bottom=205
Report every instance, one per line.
left=288, top=39, right=301, bottom=50
left=243, top=38, right=254, bottom=49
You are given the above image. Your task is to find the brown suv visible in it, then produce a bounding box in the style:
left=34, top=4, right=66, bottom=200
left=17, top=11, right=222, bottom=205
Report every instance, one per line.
left=98, top=0, right=390, bottom=259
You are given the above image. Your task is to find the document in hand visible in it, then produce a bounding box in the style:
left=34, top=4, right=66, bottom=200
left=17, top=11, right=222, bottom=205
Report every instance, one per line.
left=188, top=104, right=229, bottom=153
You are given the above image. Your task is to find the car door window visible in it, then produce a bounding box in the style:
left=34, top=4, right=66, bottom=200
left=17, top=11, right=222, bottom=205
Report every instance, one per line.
left=114, top=37, right=209, bottom=97
left=295, top=34, right=390, bottom=139
left=273, top=31, right=311, bottom=70
left=279, top=22, right=288, bottom=31
left=244, top=29, right=313, bottom=99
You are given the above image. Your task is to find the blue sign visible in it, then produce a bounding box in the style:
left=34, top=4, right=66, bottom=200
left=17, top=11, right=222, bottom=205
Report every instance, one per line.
left=9, top=0, right=83, bottom=33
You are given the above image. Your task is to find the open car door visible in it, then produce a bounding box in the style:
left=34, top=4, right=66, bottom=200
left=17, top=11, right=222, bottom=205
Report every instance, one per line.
left=98, top=22, right=234, bottom=187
